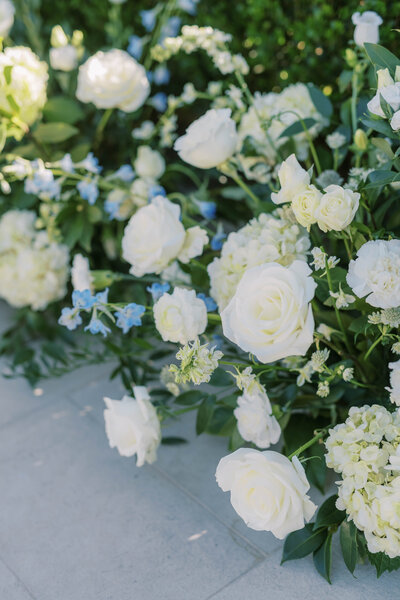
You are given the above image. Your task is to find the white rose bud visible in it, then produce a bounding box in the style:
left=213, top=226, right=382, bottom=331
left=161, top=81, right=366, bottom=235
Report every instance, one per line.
left=154, top=287, right=207, bottom=344
left=216, top=448, right=317, bottom=539
left=234, top=387, right=281, bottom=448
left=0, top=0, right=14, bottom=38
left=291, top=184, right=322, bottom=230
left=271, top=154, right=310, bottom=205
left=352, top=11, right=382, bottom=46
left=221, top=261, right=316, bottom=364
left=103, top=387, right=161, bottom=467
left=367, top=83, right=400, bottom=118
left=71, top=253, right=93, bottom=291
left=377, top=68, right=394, bottom=89
left=76, top=49, right=150, bottom=112
left=134, top=145, right=165, bottom=180
left=174, top=108, right=238, bottom=169
left=49, top=45, right=78, bottom=72
left=315, top=185, right=359, bottom=232
left=177, top=226, right=208, bottom=263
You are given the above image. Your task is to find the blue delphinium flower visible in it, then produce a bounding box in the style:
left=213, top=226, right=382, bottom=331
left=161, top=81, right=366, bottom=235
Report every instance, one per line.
left=58, top=153, right=75, bottom=173
left=148, top=184, right=166, bottom=201
left=115, top=303, right=146, bottom=333
left=84, top=317, right=111, bottom=337
left=159, top=16, right=181, bottom=40
left=58, top=307, right=82, bottom=331
left=153, top=65, right=170, bottom=86
left=72, top=289, right=96, bottom=310
left=77, top=179, right=99, bottom=205
left=95, top=288, right=109, bottom=305
left=147, top=282, right=170, bottom=302
left=197, top=201, right=216, bottom=220
left=177, top=0, right=199, bottom=15
left=140, top=8, right=157, bottom=32
left=211, top=231, right=226, bottom=251
left=112, top=164, right=135, bottom=182
left=149, top=92, right=167, bottom=112
left=76, top=152, right=102, bottom=174
left=197, top=293, right=217, bottom=312
left=127, top=35, right=144, bottom=60
left=25, top=165, right=61, bottom=200
left=104, top=196, right=122, bottom=220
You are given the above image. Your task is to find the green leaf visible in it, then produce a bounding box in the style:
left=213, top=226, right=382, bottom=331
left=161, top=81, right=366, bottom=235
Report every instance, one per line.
left=228, top=425, right=245, bottom=451
left=206, top=407, right=235, bottom=435
left=313, top=495, right=345, bottom=531
left=62, top=213, right=85, bottom=247
left=43, top=97, right=85, bottom=125
left=371, top=137, right=395, bottom=160
left=313, top=532, right=333, bottom=584
left=34, top=122, right=79, bottom=144
left=279, top=118, right=316, bottom=138
left=161, top=436, right=188, bottom=445
left=340, top=520, right=358, bottom=575
left=367, top=550, right=400, bottom=578
left=209, top=367, right=232, bottom=387
left=307, top=84, right=333, bottom=118
left=361, top=117, right=397, bottom=139
left=4, top=65, right=12, bottom=85
left=196, top=396, right=216, bottom=435
left=365, top=170, right=400, bottom=189
left=174, top=390, right=205, bottom=406
left=6, top=94, right=19, bottom=113
left=364, top=43, right=400, bottom=75
left=282, top=524, right=327, bottom=563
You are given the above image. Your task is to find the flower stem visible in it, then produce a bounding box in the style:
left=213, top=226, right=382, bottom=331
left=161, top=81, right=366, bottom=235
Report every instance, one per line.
left=325, top=256, right=352, bottom=354
left=364, top=333, right=384, bottom=360
left=94, top=108, right=113, bottom=151
left=227, top=168, right=261, bottom=209
left=288, top=427, right=331, bottom=460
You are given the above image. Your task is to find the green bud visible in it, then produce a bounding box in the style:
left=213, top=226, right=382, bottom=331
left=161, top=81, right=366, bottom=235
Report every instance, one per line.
left=354, top=129, right=368, bottom=151
left=91, top=270, right=119, bottom=290
left=50, top=25, right=68, bottom=48
left=377, top=68, right=394, bottom=89
left=71, top=30, right=84, bottom=47
left=345, top=49, right=357, bottom=68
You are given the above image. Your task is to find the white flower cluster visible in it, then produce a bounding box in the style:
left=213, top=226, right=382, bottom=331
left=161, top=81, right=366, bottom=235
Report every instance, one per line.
left=0, top=210, right=69, bottom=310
left=0, top=0, right=14, bottom=38
left=325, top=405, right=400, bottom=558
left=208, top=207, right=310, bottom=310
left=154, top=287, right=207, bottom=345
left=387, top=361, right=400, bottom=407
left=169, top=338, right=223, bottom=385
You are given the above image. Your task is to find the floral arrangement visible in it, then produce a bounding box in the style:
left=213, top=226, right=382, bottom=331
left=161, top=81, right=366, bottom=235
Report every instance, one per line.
left=3, top=0, right=400, bottom=584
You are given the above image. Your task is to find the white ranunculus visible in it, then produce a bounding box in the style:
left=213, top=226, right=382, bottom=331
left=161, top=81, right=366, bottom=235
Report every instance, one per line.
left=352, top=11, right=382, bottom=46
left=291, top=185, right=322, bottom=230
left=76, top=49, right=150, bottom=112
left=0, top=0, right=14, bottom=38
left=134, top=145, right=165, bottom=180
left=177, top=226, right=208, bottom=263
left=71, top=253, right=93, bottom=291
left=367, top=83, right=400, bottom=118
left=0, top=46, right=48, bottom=126
left=234, top=388, right=281, bottom=448
left=122, top=196, right=185, bottom=276
left=49, top=45, right=78, bottom=72
left=271, top=154, right=310, bottom=205
left=216, top=448, right=317, bottom=538
left=314, top=185, right=359, bottom=232
left=221, top=261, right=316, bottom=364
left=174, top=108, right=238, bottom=169
left=103, top=387, right=161, bottom=467
left=153, top=287, right=207, bottom=344
left=347, top=239, right=400, bottom=309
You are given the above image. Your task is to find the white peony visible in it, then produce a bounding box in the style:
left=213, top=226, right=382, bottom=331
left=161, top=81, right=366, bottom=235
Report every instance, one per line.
left=0, top=0, right=14, bottom=38
left=103, top=387, right=161, bottom=467
left=134, top=145, right=165, bottom=180
left=177, top=226, right=208, bottom=263
left=347, top=239, right=400, bottom=308
left=153, top=287, right=207, bottom=344
left=234, top=387, right=281, bottom=448
left=71, top=253, right=93, bottom=291
left=314, top=185, right=359, bottom=232
left=49, top=45, right=78, bottom=72
left=352, top=11, right=382, bottom=47
left=291, top=185, right=322, bottom=229
left=0, top=46, right=48, bottom=126
left=216, top=448, right=317, bottom=539
left=271, top=154, right=310, bottom=205
left=221, top=261, right=316, bottom=364
left=174, top=108, right=238, bottom=168
left=76, top=49, right=150, bottom=112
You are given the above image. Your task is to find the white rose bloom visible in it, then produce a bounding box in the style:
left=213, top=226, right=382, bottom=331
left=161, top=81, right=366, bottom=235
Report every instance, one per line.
left=221, top=261, right=316, bottom=364
left=130, top=177, right=151, bottom=208
left=391, top=110, right=400, bottom=131
left=76, top=49, right=150, bottom=112
left=134, top=145, right=165, bottom=180
left=352, top=11, right=382, bottom=46
left=291, top=185, right=322, bottom=229
left=0, top=46, right=48, bottom=125
left=0, top=0, right=14, bottom=38
left=368, top=83, right=400, bottom=119
left=174, top=108, right=238, bottom=169
left=49, top=45, right=78, bottom=72
left=234, top=387, right=281, bottom=448
left=71, top=253, right=93, bottom=291
left=122, top=196, right=185, bottom=276
left=153, top=287, right=207, bottom=344
left=314, top=185, right=359, bottom=232
left=177, top=226, right=208, bottom=263
left=271, top=154, right=310, bottom=205
left=208, top=208, right=310, bottom=310
left=216, top=448, right=317, bottom=539
left=347, top=239, right=400, bottom=308
left=104, top=387, right=161, bottom=467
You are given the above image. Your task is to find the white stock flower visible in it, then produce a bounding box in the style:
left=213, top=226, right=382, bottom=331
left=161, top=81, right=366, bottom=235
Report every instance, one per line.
left=0, top=0, right=14, bottom=38
left=174, top=108, right=238, bottom=169
left=352, top=11, right=382, bottom=46
left=153, top=287, right=207, bottom=344
left=291, top=185, right=322, bottom=229
left=329, top=286, right=355, bottom=309
left=134, top=145, right=165, bottom=180
left=234, top=387, right=281, bottom=448
left=216, top=448, right=316, bottom=538
left=49, top=45, right=78, bottom=72
left=71, top=253, right=93, bottom=291
left=221, top=261, right=316, bottom=364
left=177, top=226, right=208, bottom=263
left=315, top=185, right=359, bottom=232
left=271, top=154, right=310, bottom=205
left=169, top=339, right=223, bottom=385
left=0, top=46, right=48, bottom=126
left=347, top=239, right=400, bottom=309
left=103, top=387, right=161, bottom=467
left=76, top=49, right=150, bottom=111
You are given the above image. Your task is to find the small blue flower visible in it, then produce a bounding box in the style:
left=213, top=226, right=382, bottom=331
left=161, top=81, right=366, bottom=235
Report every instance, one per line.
left=115, top=303, right=146, bottom=333
left=58, top=307, right=82, bottom=331
left=59, top=153, right=75, bottom=173
left=149, top=92, right=167, bottom=112
left=148, top=184, right=166, bottom=201
left=127, top=35, right=144, bottom=59
left=153, top=65, right=170, bottom=86
left=159, top=16, right=181, bottom=40
left=146, top=282, right=170, bottom=302
left=198, top=201, right=216, bottom=220
left=25, top=165, right=61, bottom=200
left=112, top=164, right=135, bottom=182
left=77, top=152, right=102, bottom=174
left=72, top=289, right=96, bottom=310
left=177, top=0, right=199, bottom=14
left=211, top=232, right=226, bottom=251
left=95, top=288, right=109, bottom=305
left=77, top=179, right=99, bottom=205
left=104, top=197, right=122, bottom=220
left=84, top=317, right=111, bottom=337
left=197, top=293, right=217, bottom=312
left=140, top=8, right=157, bottom=32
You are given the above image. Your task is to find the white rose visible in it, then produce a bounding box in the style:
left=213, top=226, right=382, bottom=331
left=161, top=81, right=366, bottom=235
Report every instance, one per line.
left=177, top=226, right=208, bottom=263
left=352, top=11, right=382, bottom=46
left=134, top=145, right=165, bottom=180
left=221, top=261, right=316, bottom=363
left=391, top=110, right=400, bottom=131
left=122, top=196, right=185, bottom=276
left=271, top=154, right=310, bottom=205
left=153, top=287, right=207, bottom=344
left=347, top=239, right=400, bottom=309
left=71, top=253, right=93, bottom=291
left=291, top=185, right=322, bottom=229
left=174, top=108, right=238, bottom=169
left=216, top=448, right=317, bottom=539
left=234, top=388, right=281, bottom=448
left=0, top=0, right=14, bottom=38
left=367, top=83, right=400, bottom=118
left=49, top=45, right=78, bottom=72
left=314, top=185, right=359, bottom=232
left=103, top=387, right=161, bottom=467
left=76, top=49, right=150, bottom=112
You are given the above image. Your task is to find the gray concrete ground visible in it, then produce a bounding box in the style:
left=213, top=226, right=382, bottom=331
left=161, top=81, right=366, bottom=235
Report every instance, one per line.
left=0, top=301, right=398, bottom=599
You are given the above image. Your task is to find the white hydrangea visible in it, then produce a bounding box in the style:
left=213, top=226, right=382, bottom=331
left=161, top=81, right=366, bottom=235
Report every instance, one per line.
left=387, top=361, right=400, bottom=406
left=207, top=208, right=310, bottom=309
left=234, top=384, right=281, bottom=448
